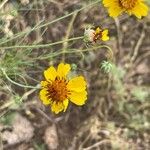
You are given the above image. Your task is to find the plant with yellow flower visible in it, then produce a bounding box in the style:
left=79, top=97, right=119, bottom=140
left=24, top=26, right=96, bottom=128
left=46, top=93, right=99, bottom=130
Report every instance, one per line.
left=39, top=63, right=87, bottom=114
left=84, top=26, right=109, bottom=43
left=103, top=0, right=149, bottom=19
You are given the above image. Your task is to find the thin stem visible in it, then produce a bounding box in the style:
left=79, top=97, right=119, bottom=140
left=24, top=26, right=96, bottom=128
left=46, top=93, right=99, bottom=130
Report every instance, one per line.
left=82, top=140, right=110, bottom=150
left=62, top=12, right=78, bottom=61
left=0, top=132, right=3, bottom=150
left=37, top=45, right=114, bottom=60
left=0, top=0, right=100, bottom=45
left=0, top=0, right=8, bottom=10
left=0, top=36, right=83, bottom=49
left=1, top=68, right=40, bottom=89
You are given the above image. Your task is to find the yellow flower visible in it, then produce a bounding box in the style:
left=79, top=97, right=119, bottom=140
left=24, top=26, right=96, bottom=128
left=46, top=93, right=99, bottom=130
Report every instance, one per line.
left=39, top=63, right=87, bottom=114
left=94, top=27, right=109, bottom=42
left=103, top=0, right=149, bottom=19
left=84, top=27, right=109, bottom=43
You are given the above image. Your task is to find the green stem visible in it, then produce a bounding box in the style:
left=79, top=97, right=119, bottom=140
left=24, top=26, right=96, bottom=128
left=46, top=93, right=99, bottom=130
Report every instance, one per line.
left=1, top=68, right=40, bottom=89
left=0, top=36, right=83, bottom=49
left=0, top=0, right=100, bottom=45
left=37, top=45, right=114, bottom=60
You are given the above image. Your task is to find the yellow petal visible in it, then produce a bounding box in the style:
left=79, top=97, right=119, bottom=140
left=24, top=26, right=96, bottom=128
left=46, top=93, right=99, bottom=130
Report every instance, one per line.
left=39, top=89, right=51, bottom=105
left=63, top=99, right=69, bottom=112
left=102, top=29, right=108, bottom=35
left=57, top=63, right=71, bottom=78
left=108, top=6, right=124, bottom=18
left=128, top=2, right=149, bottom=19
left=51, top=101, right=64, bottom=114
left=103, top=0, right=124, bottom=17
left=95, top=27, right=101, bottom=34
left=69, top=90, right=87, bottom=106
left=102, top=36, right=109, bottom=41
left=102, top=29, right=109, bottom=41
left=44, top=66, right=57, bottom=81
left=40, top=81, right=49, bottom=87
left=103, top=0, right=116, bottom=7
left=67, top=76, right=87, bottom=92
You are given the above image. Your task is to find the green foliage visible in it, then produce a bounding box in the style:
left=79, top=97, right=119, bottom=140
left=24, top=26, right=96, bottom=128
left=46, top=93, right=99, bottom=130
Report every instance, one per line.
left=71, top=63, right=78, bottom=71
left=0, top=112, right=16, bottom=125
left=0, top=49, right=33, bottom=77
left=111, top=64, right=126, bottom=79
left=129, top=114, right=149, bottom=131
left=33, top=143, right=46, bottom=150
left=10, top=9, right=18, bottom=17
left=110, top=63, right=126, bottom=97
left=14, top=94, right=23, bottom=105
left=131, top=87, right=149, bottom=102
left=109, top=64, right=150, bottom=132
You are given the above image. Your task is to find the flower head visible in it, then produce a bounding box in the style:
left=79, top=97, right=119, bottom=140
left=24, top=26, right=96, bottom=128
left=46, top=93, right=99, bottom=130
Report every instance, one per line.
left=84, top=28, right=95, bottom=42
left=93, top=27, right=109, bottom=42
left=39, top=63, right=87, bottom=114
left=84, top=27, right=109, bottom=43
left=103, top=0, right=149, bottom=19
left=101, top=61, right=113, bottom=73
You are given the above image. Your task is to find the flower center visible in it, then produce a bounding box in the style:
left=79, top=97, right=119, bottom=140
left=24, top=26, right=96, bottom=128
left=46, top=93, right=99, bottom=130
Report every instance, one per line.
left=119, top=0, right=138, bottom=9
left=93, top=28, right=102, bottom=42
left=46, top=77, right=69, bottom=102
left=93, top=32, right=102, bottom=42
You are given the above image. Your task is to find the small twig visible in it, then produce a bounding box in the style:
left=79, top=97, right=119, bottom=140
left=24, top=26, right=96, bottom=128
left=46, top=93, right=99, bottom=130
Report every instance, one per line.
left=134, top=50, right=150, bottom=67
left=114, top=18, right=122, bottom=59
left=0, top=88, right=37, bottom=110
left=79, top=133, right=91, bottom=150
left=35, top=107, right=64, bottom=123
left=82, top=140, right=110, bottom=150
left=20, top=88, right=37, bottom=101
left=62, top=12, right=78, bottom=61
left=0, top=0, right=8, bottom=10
left=0, top=132, right=3, bottom=150
left=47, top=0, right=62, bottom=5
left=131, top=28, right=145, bottom=62
left=0, top=101, right=14, bottom=110
left=138, top=103, right=150, bottom=111
left=0, top=109, right=9, bottom=118
left=125, top=28, right=146, bottom=80
left=35, top=108, right=55, bottom=123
